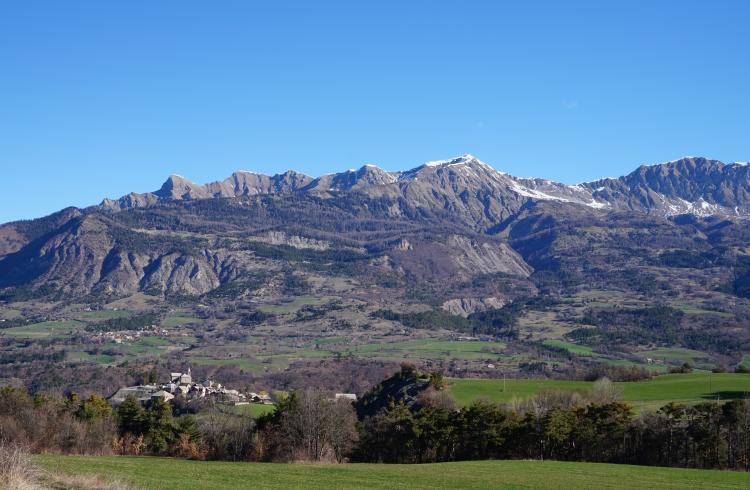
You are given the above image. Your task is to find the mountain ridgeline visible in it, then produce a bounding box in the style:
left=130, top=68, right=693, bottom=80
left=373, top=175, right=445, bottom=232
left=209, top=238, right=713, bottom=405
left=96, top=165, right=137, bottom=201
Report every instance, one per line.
left=1, top=154, right=750, bottom=300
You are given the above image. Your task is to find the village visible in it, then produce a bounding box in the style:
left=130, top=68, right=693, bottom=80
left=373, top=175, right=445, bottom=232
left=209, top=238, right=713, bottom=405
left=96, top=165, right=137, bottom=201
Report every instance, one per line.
left=89, top=324, right=171, bottom=345
left=109, top=367, right=273, bottom=407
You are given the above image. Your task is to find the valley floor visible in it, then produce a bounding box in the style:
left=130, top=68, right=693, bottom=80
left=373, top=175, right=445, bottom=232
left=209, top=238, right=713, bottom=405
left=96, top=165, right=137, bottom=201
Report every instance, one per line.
left=37, top=455, right=750, bottom=490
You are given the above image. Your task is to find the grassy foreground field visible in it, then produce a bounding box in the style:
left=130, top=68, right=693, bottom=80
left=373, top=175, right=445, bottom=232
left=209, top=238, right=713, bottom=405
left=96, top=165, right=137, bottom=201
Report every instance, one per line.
left=449, top=373, right=750, bottom=410
left=37, top=455, right=750, bottom=489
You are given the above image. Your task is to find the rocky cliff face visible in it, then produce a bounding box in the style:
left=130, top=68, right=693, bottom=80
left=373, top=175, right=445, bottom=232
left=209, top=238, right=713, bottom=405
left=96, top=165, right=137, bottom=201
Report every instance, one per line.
left=0, top=214, right=266, bottom=297
left=585, top=157, right=750, bottom=216
left=442, top=296, right=506, bottom=317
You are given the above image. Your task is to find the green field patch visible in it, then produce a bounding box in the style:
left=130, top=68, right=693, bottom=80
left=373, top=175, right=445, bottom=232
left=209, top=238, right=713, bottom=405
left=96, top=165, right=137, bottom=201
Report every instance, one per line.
left=187, top=356, right=266, bottom=373
left=221, top=403, right=276, bottom=418
left=257, top=349, right=334, bottom=364
left=162, top=314, right=201, bottom=327
left=603, top=358, right=669, bottom=373
left=113, top=336, right=173, bottom=355
left=1, top=320, right=84, bottom=338
left=0, top=308, right=22, bottom=320
left=449, top=373, right=750, bottom=410
left=450, top=378, right=592, bottom=406
left=257, top=296, right=337, bottom=315
left=315, top=336, right=348, bottom=345
left=66, top=351, right=117, bottom=364
left=348, top=339, right=506, bottom=361
left=635, top=348, right=711, bottom=363
left=673, top=305, right=733, bottom=318
left=543, top=339, right=596, bottom=356
left=37, top=455, right=750, bottom=490
left=618, top=373, right=750, bottom=409
left=76, top=309, right=133, bottom=321
left=740, top=355, right=750, bottom=369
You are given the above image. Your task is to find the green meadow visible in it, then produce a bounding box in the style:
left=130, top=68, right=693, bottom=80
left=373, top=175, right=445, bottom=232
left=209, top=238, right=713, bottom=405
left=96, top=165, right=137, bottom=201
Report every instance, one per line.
left=162, top=314, right=201, bottom=327
left=37, top=455, right=750, bottom=489
left=1, top=320, right=84, bottom=338
left=221, top=403, right=276, bottom=418
left=347, top=339, right=507, bottom=361
left=76, top=309, right=134, bottom=320
left=542, top=339, right=596, bottom=355
left=449, top=373, right=750, bottom=410
left=635, top=347, right=711, bottom=363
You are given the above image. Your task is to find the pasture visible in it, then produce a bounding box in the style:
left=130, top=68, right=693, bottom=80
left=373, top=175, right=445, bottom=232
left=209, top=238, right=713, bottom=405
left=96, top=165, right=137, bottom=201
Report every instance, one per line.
left=37, top=455, right=750, bottom=489
left=449, top=373, right=750, bottom=410
left=0, top=319, right=83, bottom=338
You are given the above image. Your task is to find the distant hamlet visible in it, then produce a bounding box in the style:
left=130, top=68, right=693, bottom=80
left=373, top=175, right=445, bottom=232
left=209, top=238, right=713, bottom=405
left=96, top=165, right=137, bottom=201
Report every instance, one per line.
left=109, top=367, right=273, bottom=407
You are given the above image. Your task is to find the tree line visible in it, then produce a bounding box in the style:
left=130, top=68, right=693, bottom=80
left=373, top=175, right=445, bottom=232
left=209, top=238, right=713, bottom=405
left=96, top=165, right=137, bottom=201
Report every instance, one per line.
left=1, top=367, right=750, bottom=471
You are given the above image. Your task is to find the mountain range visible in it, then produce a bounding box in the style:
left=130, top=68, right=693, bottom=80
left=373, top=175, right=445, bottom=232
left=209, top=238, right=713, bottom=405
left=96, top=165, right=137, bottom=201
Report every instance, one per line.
left=1, top=154, right=749, bottom=299
left=99, top=154, right=750, bottom=218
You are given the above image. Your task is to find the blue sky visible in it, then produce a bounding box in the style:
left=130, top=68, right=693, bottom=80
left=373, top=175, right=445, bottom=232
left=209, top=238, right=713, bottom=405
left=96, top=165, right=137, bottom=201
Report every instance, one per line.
left=1, top=1, right=748, bottom=223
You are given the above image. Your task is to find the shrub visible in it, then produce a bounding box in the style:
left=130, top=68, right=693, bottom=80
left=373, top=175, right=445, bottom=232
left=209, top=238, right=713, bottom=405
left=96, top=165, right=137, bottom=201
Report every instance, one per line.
left=0, top=443, right=38, bottom=489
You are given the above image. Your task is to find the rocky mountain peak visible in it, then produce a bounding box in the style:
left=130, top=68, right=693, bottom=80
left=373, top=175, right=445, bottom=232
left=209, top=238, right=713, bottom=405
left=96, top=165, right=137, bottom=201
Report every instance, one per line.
left=155, top=174, right=207, bottom=200
left=397, top=154, right=496, bottom=182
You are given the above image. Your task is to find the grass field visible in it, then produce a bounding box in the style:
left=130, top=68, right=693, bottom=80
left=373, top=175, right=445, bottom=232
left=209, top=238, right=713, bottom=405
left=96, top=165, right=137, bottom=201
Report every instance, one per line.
left=37, top=455, right=750, bottom=489
left=76, top=309, right=133, bottom=320
left=542, top=339, right=596, bottom=356
left=1, top=320, right=83, bottom=338
left=188, top=355, right=268, bottom=374
left=221, top=403, right=276, bottom=417
left=162, top=314, right=201, bottom=327
left=673, top=305, right=734, bottom=318
left=66, top=351, right=117, bottom=364
left=449, top=373, right=750, bottom=410
left=257, top=296, right=337, bottom=315
left=315, top=336, right=348, bottom=345
left=635, top=347, right=711, bottom=362
left=348, top=339, right=507, bottom=361
left=0, top=307, right=22, bottom=319
left=115, top=336, right=174, bottom=355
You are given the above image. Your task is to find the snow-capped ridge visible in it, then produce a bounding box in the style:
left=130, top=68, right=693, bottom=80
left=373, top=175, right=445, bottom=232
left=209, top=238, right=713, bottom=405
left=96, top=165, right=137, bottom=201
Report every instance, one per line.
left=100, top=154, right=749, bottom=219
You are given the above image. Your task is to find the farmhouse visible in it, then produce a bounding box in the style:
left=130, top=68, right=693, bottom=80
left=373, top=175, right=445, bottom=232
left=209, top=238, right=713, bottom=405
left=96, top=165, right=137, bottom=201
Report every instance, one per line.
left=109, top=385, right=160, bottom=405
left=335, top=393, right=357, bottom=401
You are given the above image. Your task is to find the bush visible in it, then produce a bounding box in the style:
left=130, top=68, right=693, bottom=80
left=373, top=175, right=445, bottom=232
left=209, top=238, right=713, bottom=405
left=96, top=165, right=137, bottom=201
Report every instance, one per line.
left=0, top=443, right=37, bottom=489
left=580, top=364, right=654, bottom=382
left=669, top=362, right=693, bottom=374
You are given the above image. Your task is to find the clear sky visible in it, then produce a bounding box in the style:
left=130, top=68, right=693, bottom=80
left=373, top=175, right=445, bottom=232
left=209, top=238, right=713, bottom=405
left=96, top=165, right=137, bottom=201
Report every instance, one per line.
left=1, top=1, right=748, bottom=223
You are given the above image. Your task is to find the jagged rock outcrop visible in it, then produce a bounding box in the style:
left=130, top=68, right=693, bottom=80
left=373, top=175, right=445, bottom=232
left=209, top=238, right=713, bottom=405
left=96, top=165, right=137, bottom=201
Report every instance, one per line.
left=442, top=296, right=506, bottom=317
left=585, top=157, right=750, bottom=216
left=0, top=215, right=263, bottom=297
left=250, top=231, right=331, bottom=251
left=204, top=170, right=313, bottom=198
left=383, top=234, right=531, bottom=282
left=101, top=170, right=313, bottom=211
left=302, top=165, right=398, bottom=193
